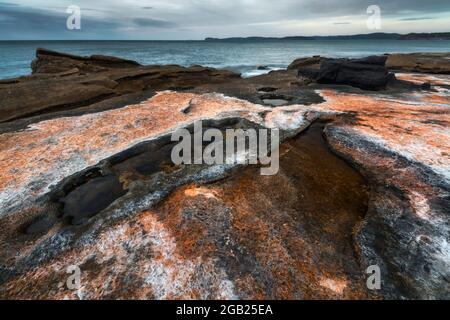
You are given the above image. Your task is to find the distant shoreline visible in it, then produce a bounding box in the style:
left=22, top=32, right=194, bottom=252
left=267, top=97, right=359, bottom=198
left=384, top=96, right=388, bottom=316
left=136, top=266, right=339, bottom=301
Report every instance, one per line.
left=1, top=32, right=450, bottom=42
left=205, top=32, right=450, bottom=41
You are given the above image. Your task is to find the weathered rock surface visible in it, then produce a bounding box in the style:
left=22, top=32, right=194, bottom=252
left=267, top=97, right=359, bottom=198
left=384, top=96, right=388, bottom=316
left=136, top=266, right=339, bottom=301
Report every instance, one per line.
left=287, top=56, right=324, bottom=79
left=31, top=48, right=142, bottom=74
left=0, top=50, right=449, bottom=300
left=386, top=53, right=450, bottom=74
left=0, top=49, right=240, bottom=123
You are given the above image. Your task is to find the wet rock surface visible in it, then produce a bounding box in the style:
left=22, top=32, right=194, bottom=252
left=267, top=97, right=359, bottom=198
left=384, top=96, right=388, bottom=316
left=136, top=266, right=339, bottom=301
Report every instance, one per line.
left=0, top=49, right=449, bottom=300
left=60, top=175, right=126, bottom=226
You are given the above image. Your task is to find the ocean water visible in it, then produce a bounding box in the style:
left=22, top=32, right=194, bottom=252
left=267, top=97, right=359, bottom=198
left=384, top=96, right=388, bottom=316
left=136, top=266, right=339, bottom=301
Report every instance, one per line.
left=0, top=40, right=449, bottom=80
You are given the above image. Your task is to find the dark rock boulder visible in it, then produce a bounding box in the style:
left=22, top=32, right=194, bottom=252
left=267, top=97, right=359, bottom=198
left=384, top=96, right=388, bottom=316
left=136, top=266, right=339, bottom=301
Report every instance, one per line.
left=316, top=59, right=394, bottom=90
left=288, top=55, right=392, bottom=90
left=352, top=55, right=388, bottom=66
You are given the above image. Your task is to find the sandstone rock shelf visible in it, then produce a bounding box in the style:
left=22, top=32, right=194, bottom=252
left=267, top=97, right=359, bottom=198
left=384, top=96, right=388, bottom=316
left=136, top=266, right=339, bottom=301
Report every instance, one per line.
left=0, top=49, right=449, bottom=300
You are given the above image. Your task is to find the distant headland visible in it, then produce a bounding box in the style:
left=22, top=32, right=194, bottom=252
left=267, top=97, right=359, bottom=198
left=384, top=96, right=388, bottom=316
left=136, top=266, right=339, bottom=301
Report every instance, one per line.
left=205, top=32, right=450, bottom=41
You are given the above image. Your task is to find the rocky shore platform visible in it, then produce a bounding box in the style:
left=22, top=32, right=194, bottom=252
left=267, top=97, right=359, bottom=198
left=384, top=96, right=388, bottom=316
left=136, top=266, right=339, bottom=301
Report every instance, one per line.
left=0, top=49, right=449, bottom=299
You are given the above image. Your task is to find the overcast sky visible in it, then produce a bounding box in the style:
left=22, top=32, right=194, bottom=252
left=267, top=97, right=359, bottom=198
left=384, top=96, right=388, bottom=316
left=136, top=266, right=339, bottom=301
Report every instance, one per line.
left=0, top=0, right=449, bottom=40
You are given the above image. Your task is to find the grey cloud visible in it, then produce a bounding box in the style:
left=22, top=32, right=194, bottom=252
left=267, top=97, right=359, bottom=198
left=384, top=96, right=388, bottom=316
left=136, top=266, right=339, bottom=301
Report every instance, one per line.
left=43, top=6, right=117, bottom=13
left=0, top=2, right=18, bottom=6
left=286, top=0, right=450, bottom=16
left=0, top=0, right=449, bottom=39
left=133, top=18, right=176, bottom=28
left=399, top=17, right=435, bottom=21
left=0, top=3, right=123, bottom=39
left=130, top=0, right=450, bottom=29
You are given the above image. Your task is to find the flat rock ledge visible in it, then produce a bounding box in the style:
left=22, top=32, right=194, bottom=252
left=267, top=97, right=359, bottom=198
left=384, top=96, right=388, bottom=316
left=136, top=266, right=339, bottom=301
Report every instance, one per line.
left=0, top=50, right=449, bottom=300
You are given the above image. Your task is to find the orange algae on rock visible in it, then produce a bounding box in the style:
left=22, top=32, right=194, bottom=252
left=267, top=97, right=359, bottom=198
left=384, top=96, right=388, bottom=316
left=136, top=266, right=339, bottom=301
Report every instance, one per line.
left=0, top=71, right=449, bottom=300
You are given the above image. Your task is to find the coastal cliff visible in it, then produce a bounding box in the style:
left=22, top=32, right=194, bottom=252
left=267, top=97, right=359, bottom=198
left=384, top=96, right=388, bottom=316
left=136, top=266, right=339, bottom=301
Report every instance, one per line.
left=0, top=49, right=449, bottom=300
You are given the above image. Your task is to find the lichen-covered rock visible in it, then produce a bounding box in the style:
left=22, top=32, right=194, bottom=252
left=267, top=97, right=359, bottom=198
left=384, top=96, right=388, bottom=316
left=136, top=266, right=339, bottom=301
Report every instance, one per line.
left=313, top=91, right=450, bottom=299
left=0, top=51, right=449, bottom=300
